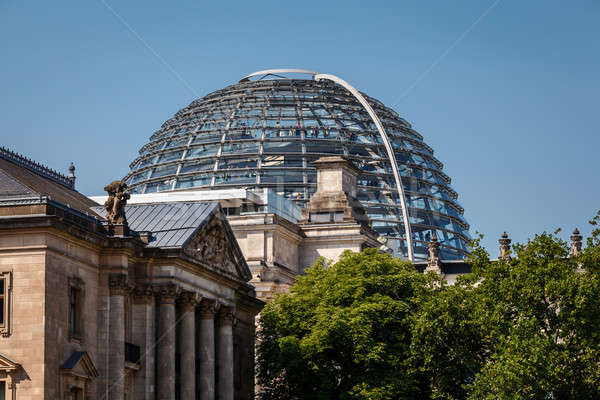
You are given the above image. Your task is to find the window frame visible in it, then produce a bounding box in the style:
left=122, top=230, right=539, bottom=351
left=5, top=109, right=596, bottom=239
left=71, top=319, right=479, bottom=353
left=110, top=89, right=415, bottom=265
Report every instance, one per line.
left=68, top=277, right=85, bottom=342
left=0, top=271, right=11, bottom=337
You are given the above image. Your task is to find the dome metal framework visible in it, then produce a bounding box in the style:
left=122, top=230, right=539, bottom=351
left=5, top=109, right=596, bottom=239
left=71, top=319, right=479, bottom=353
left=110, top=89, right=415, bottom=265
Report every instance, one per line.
left=124, top=69, right=471, bottom=261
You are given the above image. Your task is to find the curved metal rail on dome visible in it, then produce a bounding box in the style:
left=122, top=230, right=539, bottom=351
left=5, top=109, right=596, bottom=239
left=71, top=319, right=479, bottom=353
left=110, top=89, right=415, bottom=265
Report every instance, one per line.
left=239, top=69, right=319, bottom=82
left=313, top=73, right=415, bottom=261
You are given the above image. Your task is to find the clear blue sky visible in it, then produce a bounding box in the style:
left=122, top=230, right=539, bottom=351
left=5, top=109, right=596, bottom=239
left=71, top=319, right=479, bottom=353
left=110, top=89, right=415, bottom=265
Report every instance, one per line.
left=1, top=0, right=598, bottom=254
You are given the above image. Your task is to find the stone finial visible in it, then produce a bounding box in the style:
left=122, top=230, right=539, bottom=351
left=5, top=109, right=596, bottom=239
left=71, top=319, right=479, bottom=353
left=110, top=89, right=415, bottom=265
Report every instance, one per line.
left=424, top=231, right=442, bottom=274
left=68, top=162, right=76, bottom=187
left=570, top=228, right=583, bottom=256
left=103, top=181, right=131, bottom=225
left=499, top=232, right=512, bottom=261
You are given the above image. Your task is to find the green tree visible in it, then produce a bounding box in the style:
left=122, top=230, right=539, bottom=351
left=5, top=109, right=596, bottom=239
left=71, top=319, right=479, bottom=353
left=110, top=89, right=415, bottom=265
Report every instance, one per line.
left=257, top=213, right=600, bottom=399
left=256, top=249, right=432, bottom=400
left=412, top=222, right=600, bottom=399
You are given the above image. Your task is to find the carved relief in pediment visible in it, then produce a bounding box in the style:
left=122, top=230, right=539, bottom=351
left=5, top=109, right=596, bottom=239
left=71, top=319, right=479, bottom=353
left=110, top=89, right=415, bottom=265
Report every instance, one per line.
left=184, top=218, right=239, bottom=277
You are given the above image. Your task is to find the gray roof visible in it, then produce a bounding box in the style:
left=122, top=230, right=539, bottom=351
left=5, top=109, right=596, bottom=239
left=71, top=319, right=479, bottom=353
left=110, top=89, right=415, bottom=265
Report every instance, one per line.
left=0, top=149, right=101, bottom=217
left=0, top=146, right=75, bottom=189
left=0, top=167, right=36, bottom=197
left=91, top=202, right=219, bottom=248
left=60, top=351, right=86, bottom=369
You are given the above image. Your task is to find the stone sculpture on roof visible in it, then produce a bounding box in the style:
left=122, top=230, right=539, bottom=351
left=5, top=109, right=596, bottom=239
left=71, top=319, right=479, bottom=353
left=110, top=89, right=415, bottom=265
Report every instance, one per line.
left=103, top=180, right=130, bottom=225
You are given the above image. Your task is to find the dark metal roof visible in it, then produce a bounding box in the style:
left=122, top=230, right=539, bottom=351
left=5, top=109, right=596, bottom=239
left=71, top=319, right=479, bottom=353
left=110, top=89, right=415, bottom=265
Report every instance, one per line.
left=91, top=202, right=219, bottom=248
left=59, top=350, right=99, bottom=377
left=60, top=351, right=86, bottom=369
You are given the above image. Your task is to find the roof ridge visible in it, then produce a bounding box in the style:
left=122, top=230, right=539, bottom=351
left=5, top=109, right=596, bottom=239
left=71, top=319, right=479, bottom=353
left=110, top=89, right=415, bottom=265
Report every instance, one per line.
left=0, top=146, right=74, bottom=190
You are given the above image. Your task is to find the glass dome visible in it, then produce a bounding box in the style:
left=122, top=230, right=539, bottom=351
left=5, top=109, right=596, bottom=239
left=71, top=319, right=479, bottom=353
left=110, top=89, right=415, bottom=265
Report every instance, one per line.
left=124, top=70, right=471, bottom=261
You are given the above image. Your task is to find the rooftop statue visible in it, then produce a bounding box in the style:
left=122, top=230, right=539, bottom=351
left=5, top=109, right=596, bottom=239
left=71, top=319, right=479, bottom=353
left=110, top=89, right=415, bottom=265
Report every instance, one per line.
left=104, top=181, right=130, bottom=225
left=425, top=231, right=442, bottom=274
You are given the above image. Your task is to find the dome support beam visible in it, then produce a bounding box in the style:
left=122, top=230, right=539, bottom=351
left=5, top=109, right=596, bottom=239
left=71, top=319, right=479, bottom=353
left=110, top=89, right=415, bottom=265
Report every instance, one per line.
left=314, top=73, right=414, bottom=261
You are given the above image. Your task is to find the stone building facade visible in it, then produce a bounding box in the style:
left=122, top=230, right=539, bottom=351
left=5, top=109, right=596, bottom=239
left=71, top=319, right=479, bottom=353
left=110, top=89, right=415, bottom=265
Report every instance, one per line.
left=96, top=156, right=383, bottom=303
left=0, top=147, right=263, bottom=399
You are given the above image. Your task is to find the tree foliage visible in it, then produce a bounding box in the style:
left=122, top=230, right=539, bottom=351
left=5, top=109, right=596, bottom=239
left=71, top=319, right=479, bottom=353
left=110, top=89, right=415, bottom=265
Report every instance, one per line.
left=257, top=249, right=428, bottom=400
left=257, top=215, right=600, bottom=400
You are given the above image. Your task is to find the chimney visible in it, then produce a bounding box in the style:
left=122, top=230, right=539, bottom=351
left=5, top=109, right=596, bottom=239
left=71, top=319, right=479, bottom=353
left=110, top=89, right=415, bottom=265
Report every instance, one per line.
left=300, top=156, right=368, bottom=224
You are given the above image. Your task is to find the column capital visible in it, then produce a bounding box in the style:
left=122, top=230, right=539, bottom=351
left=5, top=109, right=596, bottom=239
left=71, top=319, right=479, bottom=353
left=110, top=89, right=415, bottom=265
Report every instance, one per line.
left=155, top=284, right=180, bottom=304
left=108, top=273, right=130, bottom=296
left=133, top=284, right=155, bottom=304
left=198, top=299, right=218, bottom=319
left=218, top=305, right=235, bottom=326
left=178, top=290, right=199, bottom=311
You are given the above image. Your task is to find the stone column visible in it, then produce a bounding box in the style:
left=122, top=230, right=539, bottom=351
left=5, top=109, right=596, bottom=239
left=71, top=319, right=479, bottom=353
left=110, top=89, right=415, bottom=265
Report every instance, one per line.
left=198, top=299, right=217, bottom=400
left=132, top=284, right=156, bottom=400
left=108, top=274, right=128, bottom=400
left=217, top=306, right=235, bottom=400
left=156, top=284, right=179, bottom=400
left=178, top=291, right=198, bottom=400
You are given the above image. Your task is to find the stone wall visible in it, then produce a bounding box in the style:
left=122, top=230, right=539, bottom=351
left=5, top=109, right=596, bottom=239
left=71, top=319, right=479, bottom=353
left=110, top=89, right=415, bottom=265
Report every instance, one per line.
left=0, top=231, right=47, bottom=400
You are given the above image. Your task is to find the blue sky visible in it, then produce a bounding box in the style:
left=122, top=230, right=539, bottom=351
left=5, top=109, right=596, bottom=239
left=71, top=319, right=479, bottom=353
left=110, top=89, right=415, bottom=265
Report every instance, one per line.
left=1, top=0, right=598, bottom=254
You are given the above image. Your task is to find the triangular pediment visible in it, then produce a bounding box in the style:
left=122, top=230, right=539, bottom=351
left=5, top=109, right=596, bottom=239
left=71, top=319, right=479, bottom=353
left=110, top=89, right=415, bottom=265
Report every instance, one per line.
left=60, top=351, right=98, bottom=379
left=183, top=209, right=251, bottom=282
left=0, top=354, right=19, bottom=371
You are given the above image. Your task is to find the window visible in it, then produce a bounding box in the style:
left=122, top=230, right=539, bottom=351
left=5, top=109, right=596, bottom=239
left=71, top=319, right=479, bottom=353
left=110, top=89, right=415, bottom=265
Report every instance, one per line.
left=262, top=140, right=302, bottom=153
left=0, top=272, right=11, bottom=337
left=68, top=277, right=84, bottom=340
left=70, top=387, right=82, bottom=400
left=69, top=287, right=80, bottom=337
left=0, top=380, right=5, bottom=400
left=221, top=142, right=260, bottom=154
left=0, top=279, right=5, bottom=327
left=175, top=174, right=213, bottom=189
left=150, top=164, right=178, bottom=179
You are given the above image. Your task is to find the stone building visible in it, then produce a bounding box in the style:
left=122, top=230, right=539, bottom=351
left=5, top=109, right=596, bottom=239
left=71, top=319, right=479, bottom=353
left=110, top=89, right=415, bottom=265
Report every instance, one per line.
left=0, top=146, right=263, bottom=399
left=93, top=156, right=382, bottom=303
